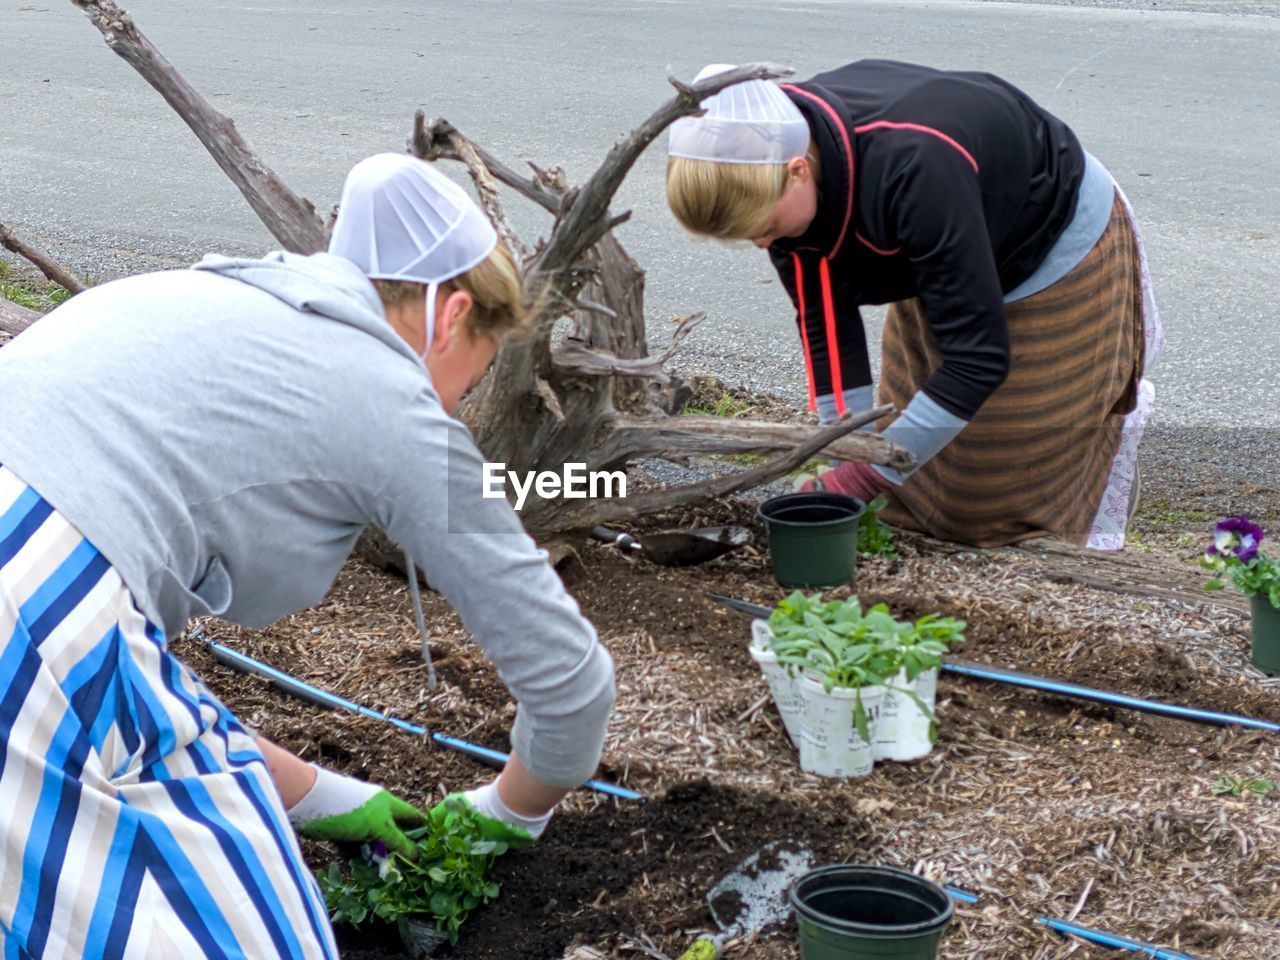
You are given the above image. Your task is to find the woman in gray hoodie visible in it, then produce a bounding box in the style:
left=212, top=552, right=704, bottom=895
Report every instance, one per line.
left=0, top=154, right=615, bottom=959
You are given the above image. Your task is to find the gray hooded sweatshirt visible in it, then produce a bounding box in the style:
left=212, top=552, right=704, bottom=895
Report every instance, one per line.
left=0, top=251, right=614, bottom=787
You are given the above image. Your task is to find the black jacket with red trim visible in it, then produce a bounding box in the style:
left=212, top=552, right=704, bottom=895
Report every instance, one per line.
left=770, top=59, right=1086, bottom=420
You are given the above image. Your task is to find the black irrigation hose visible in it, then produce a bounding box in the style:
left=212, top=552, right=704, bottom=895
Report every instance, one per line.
left=707, top=594, right=1280, bottom=733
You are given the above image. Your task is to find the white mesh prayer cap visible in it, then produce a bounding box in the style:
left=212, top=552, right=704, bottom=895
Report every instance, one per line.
left=668, top=63, right=809, bottom=165
left=328, top=153, right=496, bottom=285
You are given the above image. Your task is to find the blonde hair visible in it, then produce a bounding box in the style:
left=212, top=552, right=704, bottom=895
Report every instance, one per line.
left=371, top=240, right=527, bottom=340
left=666, top=157, right=789, bottom=241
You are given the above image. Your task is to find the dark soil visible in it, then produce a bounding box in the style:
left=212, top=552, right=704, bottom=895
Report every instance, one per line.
left=445, top=780, right=869, bottom=960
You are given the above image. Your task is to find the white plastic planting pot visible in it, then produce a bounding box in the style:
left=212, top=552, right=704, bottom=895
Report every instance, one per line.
left=750, top=618, right=774, bottom=651
left=797, top=675, right=884, bottom=778
left=873, top=668, right=939, bottom=762
left=749, top=620, right=803, bottom=746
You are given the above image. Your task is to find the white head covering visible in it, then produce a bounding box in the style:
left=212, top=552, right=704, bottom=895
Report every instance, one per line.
left=668, top=63, right=810, bottom=165
left=329, top=153, right=497, bottom=358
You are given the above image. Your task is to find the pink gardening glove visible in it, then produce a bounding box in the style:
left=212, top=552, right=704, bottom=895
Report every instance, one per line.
left=800, top=461, right=895, bottom=504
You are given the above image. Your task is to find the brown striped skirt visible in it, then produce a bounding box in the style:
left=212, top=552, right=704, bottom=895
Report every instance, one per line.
left=879, top=194, right=1145, bottom=548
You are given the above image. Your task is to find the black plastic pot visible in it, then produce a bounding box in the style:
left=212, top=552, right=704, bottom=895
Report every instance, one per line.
left=1251, top=594, right=1280, bottom=676
left=398, top=917, right=447, bottom=958
left=758, top=492, right=865, bottom=589
left=789, top=865, right=954, bottom=959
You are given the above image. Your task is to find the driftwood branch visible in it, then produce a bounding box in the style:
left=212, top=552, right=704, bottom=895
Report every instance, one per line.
left=409, top=115, right=527, bottom=258
left=0, top=298, right=41, bottom=343
left=552, top=412, right=867, bottom=528
left=70, top=0, right=326, bottom=253
left=527, top=161, right=569, bottom=198
left=1008, top=539, right=1251, bottom=613
left=0, top=223, right=86, bottom=293
left=1043, top=570, right=1248, bottom=611
left=536, top=62, right=794, bottom=278
left=612, top=405, right=914, bottom=472
left=575, top=298, right=617, bottom=319
left=411, top=114, right=563, bottom=215
left=553, top=341, right=672, bottom=384
left=534, top=377, right=566, bottom=421
left=553, top=312, right=707, bottom=384
left=918, top=533, right=1250, bottom=613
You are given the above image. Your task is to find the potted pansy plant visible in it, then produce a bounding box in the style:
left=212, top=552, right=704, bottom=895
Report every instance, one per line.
left=1202, top=516, right=1280, bottom=676
left=318, top=796, right=514, bottom=956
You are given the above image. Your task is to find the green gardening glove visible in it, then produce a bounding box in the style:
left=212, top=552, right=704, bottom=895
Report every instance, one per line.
left=428, top=782, right=550, bottom=851
left=288, top=766, right=424, bottom=858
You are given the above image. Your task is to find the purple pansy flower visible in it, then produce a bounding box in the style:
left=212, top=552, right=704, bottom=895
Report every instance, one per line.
left=362, top=839, right=399, bottom=879
left=1209, top=516, right=1265, bottom=563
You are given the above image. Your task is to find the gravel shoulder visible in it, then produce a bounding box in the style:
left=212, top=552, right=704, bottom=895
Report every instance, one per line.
left=974, top=0, right=1279, bottom=15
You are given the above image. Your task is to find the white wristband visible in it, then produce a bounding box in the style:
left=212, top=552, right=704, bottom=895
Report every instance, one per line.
left=463, top=781, right=554, bottom=839
left=287, top=765, right=379, bottom=826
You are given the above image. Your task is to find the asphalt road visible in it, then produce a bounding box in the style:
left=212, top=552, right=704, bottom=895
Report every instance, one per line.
left=2, top=0, right=1277, bottom=427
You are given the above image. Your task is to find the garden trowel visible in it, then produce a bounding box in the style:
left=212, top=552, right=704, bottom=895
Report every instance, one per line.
left=590, top=524, right=750, bottom=567
left=675, top=841, right=815, bottom=959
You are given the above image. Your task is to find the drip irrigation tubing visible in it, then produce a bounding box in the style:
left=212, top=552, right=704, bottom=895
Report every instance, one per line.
left=708, top=594, right=1280, bottom=733
left=944, top=888, right=1203, bottom=957
left=198, top=634, right=644, bottom=802
left=1038, top=917, right=1206, bottom=959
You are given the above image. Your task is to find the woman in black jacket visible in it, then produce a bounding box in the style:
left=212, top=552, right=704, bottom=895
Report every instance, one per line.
left=667, top=60, right=1162, bottom=549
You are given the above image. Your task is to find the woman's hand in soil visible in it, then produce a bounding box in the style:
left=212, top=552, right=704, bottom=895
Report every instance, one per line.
left=287, top=765, right=425, bottom=858
left=430, top=780, right=551, bottom=849
left=799, top=460, right=895, bottom=503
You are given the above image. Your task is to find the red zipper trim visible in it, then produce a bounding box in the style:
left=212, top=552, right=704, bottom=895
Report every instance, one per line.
left=792, top=253, right=818, bottom=411
left=853, top=120, right=980, bottom=173
left=819, top=257, right=845, bottom=415
left=855, top=233, right=902, bottom=256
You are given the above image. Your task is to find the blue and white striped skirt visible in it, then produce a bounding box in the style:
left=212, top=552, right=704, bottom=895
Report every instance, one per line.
left=0, top=466, right=337, bottom=959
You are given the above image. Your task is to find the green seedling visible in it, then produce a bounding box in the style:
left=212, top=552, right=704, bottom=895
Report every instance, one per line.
left=766, top=592, right=965, bottom=743
left=317, top=796, right=507, bottom=944
left=1211, top=775, right=1274, bottom=800
left=857, top=496, right=898, bottom=558
left=684, top=388, right=752, bottom=419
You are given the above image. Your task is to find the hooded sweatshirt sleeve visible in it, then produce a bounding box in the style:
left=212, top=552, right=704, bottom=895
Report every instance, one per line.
left=370, top=389, right=615, bottom=788
left=770, top=248, right=874, bottom=422
left=887, top=138, right=1012, bottom=420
